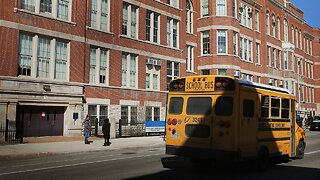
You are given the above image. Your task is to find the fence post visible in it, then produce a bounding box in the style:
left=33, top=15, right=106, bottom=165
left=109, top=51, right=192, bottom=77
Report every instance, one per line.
left=5, top=119, right=8, bottom=142
left=95, top=118, right=98, bottom=136
left=20, top=119, right=24, bottom=143
left=119, top=119, right=122, bottom=138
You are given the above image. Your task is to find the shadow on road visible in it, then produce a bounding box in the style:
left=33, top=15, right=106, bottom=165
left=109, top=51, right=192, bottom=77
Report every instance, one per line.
left=125, top=157, right=320, bottom=180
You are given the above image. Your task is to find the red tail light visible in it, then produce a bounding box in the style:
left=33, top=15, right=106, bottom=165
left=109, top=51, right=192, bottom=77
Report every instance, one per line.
left=167, top=118, right=172, bottom=125
left=172, top=118, right=178, bottom=125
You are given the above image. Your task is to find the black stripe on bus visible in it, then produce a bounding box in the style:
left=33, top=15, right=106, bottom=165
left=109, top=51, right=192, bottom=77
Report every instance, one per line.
left=258, top=127, right=291, bottom=131
left=259, top=118, right=290, bottom=123
left=257, top=137, right=290, bottom=143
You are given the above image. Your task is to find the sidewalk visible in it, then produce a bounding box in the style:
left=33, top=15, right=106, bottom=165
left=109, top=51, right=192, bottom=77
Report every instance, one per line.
left=0, top=136, right=165, bottom=161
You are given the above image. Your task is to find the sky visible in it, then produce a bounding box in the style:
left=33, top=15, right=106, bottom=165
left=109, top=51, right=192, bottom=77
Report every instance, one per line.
left=291, top=0, right=320, bottom=28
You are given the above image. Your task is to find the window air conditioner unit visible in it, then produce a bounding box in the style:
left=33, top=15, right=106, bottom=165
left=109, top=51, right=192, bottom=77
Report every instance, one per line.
left=234, top=71, right=241, bottom=78
left=268, top=79, right=273, bottom=85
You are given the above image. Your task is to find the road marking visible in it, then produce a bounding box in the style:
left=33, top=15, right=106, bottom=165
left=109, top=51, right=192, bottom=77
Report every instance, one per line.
left=0, top=153, right=162, bottom=176
left=305, top=150, right=320, bottom=155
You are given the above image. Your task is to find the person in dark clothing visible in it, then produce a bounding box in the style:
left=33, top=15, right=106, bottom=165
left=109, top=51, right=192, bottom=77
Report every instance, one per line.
left=102, top=118, right=111, bottom=146
left=83, top=115, right=91, bottom=144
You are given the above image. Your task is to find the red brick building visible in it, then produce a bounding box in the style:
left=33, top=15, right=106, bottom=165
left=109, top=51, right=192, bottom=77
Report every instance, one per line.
left=0, top=0, right=319, bottom=138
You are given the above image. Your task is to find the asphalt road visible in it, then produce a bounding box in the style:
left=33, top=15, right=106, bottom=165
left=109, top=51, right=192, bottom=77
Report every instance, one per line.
left=0, top=130, right=319, bottom=180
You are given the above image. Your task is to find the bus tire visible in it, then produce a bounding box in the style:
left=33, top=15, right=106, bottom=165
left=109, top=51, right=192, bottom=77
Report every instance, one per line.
left=257, top=148, right=269, bottom=171
left=296, top=140, right=305, bottom=159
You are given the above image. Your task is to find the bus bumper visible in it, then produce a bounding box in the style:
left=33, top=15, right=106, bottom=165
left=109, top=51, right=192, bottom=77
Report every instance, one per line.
left=166, top=145, right=240, bottom=161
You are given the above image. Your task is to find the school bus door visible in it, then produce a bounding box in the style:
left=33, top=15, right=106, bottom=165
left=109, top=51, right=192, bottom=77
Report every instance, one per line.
left=239, top=91, right=258, bottom=158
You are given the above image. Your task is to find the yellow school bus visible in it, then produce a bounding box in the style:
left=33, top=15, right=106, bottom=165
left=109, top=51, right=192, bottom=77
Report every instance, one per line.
left=165, top=75, right=305, bottom=168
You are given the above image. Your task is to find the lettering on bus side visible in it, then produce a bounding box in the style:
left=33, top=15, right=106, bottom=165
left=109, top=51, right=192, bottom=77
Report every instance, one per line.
left=185, top=81, right=214, bottom=91
left=185, top=116, right=204, bottom=123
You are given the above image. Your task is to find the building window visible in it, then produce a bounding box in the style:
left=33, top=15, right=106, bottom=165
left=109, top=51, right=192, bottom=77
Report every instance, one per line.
left=239, top=37, right=252, bottom=62
left=232, top=0, right=237, bottom=18
left=18, top=33, right=69, bottom=80
left=88, top=105, right=108, bottom=126
left=167, top=61, right=179, bottom=88
left=283, top=51, right=288, bottom=70
left=216, top=0, right=226, bottom=16
left=55, top=41, right=68, bottom=80
left=186, top=0, right=193, bottom=34
left=146, top=11, right=160, bottom=43
left=146, top=106, right=160, bottom=121
left=122, top=3, right=138, bottom=38
left=232, top=32, right=238, bottom=56
left=167, top=0, right=178, bottom=8
left=256, top=42, right=260, bottom=64
left=21, top=0, right=71, bottom=21
left=186, top=45, right=194, bottom=72
left=299, top=30, right=302, bottom=49
left=146, top=60, right=160, bottom=90
left=167, top=18, right=179, bottom=48
left=217, top=30, right=227, bottom=54
left=255, top=11, right=259, bottom=31
left=18, top=34, right=33, bottom=76
left=37, top=37, right=51, bottom=78
left=201, top=0, right=209, bottom=17
left=89, top=47, right=109, bottom=85
left=217, top=69, right=227, bottom=75
left=202, top=31, right=210, bottom=55
left=291, top=26, right=295, bottom=44
left=121, top=106, right=137, bottom=125
left=284, top=19, right=288, bottom=42
left=201, top=69, right=210, bottom=75
left=271, top=14, right=276, bottom=37
left=90, top=0, right=110, bottom=32
left=122, top=53, right=137, bottom=88
left=277, top=17, right=281, bottom=40
left=266, top=12, right=270, bottom=35
left=267, top=46, right=271, bottom=66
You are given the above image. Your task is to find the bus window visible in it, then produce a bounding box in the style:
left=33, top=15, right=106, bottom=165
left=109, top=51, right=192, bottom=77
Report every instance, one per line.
left=243, top=100, right=254, bottom=117
left=186, top=97, right=212, bottom=115
left=169, top=97, right=183, bottom=114
left=261, top=96, right=269, bottom=118
left=281, top=98, right=290, bottom=118
left=215, top=96, right=233, bottom=116
left=271, top=96, right=280, bottom=117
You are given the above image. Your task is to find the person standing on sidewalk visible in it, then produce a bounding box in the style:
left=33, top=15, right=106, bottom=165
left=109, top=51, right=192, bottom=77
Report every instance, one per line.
left=102, top=118, right=111, bottom=146
left=83, top=115, right=92, bottom=144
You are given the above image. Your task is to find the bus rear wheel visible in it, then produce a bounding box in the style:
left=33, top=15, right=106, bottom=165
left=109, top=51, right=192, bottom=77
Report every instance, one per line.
left=296, top=140, right=305, bottom=159
left=256, top=148, right=269, bottom=171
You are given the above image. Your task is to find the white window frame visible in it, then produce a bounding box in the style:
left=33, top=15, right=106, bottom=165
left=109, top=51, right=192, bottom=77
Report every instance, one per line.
left=122, top=53, right=138, bottom=88
left=122, top=3, right=139, bottom=39
left=186, top=0, right=193, bottom=34
left=166, top=18, right=179, bottom=48
left=186, top=45, right=194, bottom=72
left=266, top=12, right=270, bottom=35
left=146, top=62, right=160, bottom=91
left=217, top=30, right=227, bottom=55
left=216, top=0, right=227, bottom=16
left=255, top=11, right=259, bottom=32
left=201, top=0, right=209, bottom=17
left=89, top=47, right=109, bottom=85
left=233, top=32, right=238, bottom=56
left=201, top=31, right=210, bottom=55
left=90, top=0, right=111, bottom=32
left=145, top=106, right=161, bottom=121
left=20, top=0, right=72, bottom=21
left=284, top=19, right=288, bottom=42
left=283, top=51, right=288, bottom=70
left=146, top=11, right=160, bottom=44
left=256, top=42, right=260, bottom=64
left=166, top=61, right=180, bottom=87
left=18, top=33, right=70, bottom=81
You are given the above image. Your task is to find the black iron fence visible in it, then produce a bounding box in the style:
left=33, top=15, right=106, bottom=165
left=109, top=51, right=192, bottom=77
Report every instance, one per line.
left=0, top=119, right=23, bottom=144
left=115, top=120, right=146, bottom=138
